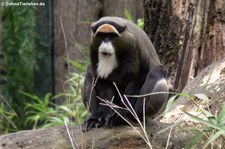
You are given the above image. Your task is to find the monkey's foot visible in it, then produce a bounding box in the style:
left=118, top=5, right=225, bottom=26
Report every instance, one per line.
left=105, top=110, right=129, bottom=128
left=81, top=116, right=105, bottom=132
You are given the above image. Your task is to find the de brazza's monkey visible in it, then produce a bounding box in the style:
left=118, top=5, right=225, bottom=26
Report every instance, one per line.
left=82, top=17, right=169, bottom=131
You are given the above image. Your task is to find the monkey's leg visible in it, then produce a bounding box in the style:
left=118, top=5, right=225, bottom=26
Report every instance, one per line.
left=134, top=65, right=169, bottom=119
left=105, top=81, right=141, bottom=127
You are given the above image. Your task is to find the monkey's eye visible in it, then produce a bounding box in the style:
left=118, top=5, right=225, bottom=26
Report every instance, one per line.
left=96, top=32, right=118, bottom=41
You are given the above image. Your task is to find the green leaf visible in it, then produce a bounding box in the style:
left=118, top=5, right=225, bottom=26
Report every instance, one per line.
left=183, top=111, right=225, bottom=131
left=127, top=92, right=170, bottom=98
left=217, top=104, right=225, bottom=125
left=207, top=116, right=217, bottom=125
left=50, top=117, right=64, bottom=123
left=194, top=93, right=209, bottom=101
left=185, top=133, right=204, bottom=149
left=201, top=109, right=217, bottom=125
left=180, top=92, right=190, bottom=98
left=201, top=108, right=214, bottom=117
left=68, top=59, right=85, bottom=72
left=124, top=9, right=133, bottom=21
left=137, top=18, right=144, bottom=29
left=156, top=120, right=185, bottom=136
left=164, top=95, right=178, bottom=114
left=57, top=105, right=71, bottom=113
left=203, top=130, right=225, bottom=149
left=20, top=91, right=40, bottom=101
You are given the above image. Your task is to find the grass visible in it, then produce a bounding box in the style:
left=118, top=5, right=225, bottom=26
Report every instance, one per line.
left=183, top=95, right=225, bottom=149
left=124, top=91, right=225, bottom=148
left=158, top=92, right=225, bottom=149
left=18, top=71, right=88, bottom=130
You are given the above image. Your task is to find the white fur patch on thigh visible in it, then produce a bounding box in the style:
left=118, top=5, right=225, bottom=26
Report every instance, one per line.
left=97, top=42, right=118, bottom=79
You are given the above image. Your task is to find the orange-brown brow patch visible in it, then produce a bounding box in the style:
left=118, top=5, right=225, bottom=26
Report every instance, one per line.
left=96, top=24, right=119, bottom=34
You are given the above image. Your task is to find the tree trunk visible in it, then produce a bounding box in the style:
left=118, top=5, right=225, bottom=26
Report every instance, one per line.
left=54, top=0, right=100, bottom=104
left=0, top=4, right=5, bottom=87
left=101, top=0, right=144, bottom=22
left=0, top=4, right=3, bottom=134
left=35, top=0, right=54, bottom=98
left=144, top=0, right=225, bottom=91
left=0, top=5, right=2, bottom=54
left=163, top=57, right=225, bottom=123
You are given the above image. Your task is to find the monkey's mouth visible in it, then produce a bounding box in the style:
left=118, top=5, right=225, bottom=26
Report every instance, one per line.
left=101, top=52, right=112, bottom=57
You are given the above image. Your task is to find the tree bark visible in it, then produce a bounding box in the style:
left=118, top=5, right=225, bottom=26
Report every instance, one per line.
left=0, top=3, right=3, bottom=134
left=163, top=57, right=225, bottom=123
left=35, top=0, right=54, bottom=98
left=0, top=121, right=185, bottom=149
left=0, top=4, right=2, bottom=54
left=0, top=4, right=5, bottom=87
left=54, top=0, right=100, bottom=104
left=101, top=0, right=144, bottom=22
left=1, top=57, right=225, bottom=148
left=144, top=0, right=225, bottom=91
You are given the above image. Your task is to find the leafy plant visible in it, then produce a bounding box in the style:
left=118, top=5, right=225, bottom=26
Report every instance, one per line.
left=2, top=0, right=36, bottom=130
left=21, top=72, right=88, bottom=129
left=136, top=18, right=144, bottom=29
left=124, top=9, right=133, bottom=21
left=165, top=92, right=225, bottom=148
left=184, top=98, right=225, bottom=149
left=1, top=3, right=89, bottom=131
left=64, top=71, right=89, bottom=124
left=124, top=9, right=144, bottom=29
left=151, top=92, right=225, bottom=148
left=23, top=92, right=56, bottom=129
left=0, top=97, right=18, bottom=133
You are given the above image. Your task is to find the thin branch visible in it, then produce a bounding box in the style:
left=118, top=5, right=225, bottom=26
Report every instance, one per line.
left=97, top=97, right=149, bottom=144
left=113, top=83, right=151, bottom=147
left=64, top=121, right=77, bottom=149
left=165, top=126, right=173, bottom=149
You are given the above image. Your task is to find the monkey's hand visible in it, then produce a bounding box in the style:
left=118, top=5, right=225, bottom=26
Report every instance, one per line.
left=105, top=109, right=129, bottom=128
left=81, top=115, right=105, bottom=131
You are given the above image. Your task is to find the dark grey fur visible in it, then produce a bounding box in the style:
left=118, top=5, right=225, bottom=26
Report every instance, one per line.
left=82, top=17, right=169, bottom=131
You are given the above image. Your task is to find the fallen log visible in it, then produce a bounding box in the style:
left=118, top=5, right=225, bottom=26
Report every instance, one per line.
left=0, top=120, right=186, bottom=149
left=0, top=57, right=225, bottom=149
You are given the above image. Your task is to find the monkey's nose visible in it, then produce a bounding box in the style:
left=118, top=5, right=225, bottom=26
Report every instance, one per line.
left=101, top=52, right=111, bottom=57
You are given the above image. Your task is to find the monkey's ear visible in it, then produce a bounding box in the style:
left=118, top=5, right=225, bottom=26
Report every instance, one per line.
left=91, top=21, right=126, bottom=34
left=91, top=21, right=99, bottom=33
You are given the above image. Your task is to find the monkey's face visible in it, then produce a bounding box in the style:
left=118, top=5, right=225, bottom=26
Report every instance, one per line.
left=90, top=19, right=138, bottom=80
left=90, top=23, right=123, bottom=79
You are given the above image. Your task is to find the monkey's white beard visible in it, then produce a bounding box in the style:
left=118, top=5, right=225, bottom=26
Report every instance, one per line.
left=97, top=42, right=118, bottom=79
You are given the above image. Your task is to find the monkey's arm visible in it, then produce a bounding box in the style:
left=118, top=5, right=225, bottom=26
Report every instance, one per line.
left=82, top=65, right=98, bottom=113
left=82, top=65, right=102, bottom=131
left=82, top=66, right=116, bottom=131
